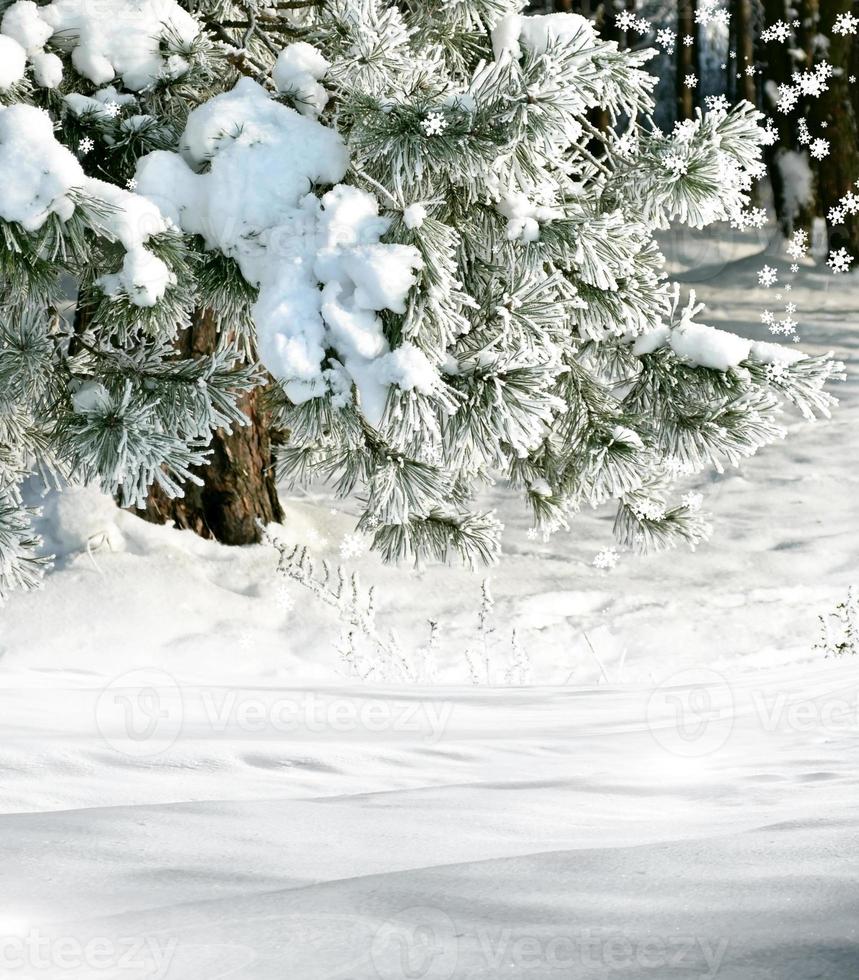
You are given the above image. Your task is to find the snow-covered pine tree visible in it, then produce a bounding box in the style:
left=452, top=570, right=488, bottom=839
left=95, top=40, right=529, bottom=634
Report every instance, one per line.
left=0, top=0, right=843, bottom=595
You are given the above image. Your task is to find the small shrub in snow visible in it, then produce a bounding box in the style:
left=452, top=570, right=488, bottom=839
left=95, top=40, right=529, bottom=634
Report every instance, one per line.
left=814, top=587, right=859, bottom=659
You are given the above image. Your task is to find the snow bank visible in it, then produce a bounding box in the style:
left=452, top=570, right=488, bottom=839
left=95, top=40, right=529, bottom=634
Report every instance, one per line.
left=136, top=77, right=429, bottom=424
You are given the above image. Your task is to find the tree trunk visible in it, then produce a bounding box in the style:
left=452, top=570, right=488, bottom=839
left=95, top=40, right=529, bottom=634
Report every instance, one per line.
left=732, top=0, right=758, bottom=105
left=811, top=0, right=859, bottom=253
left=758, top=0, right=794, bottom=232
left=677, top=0, right=700, bottom=120
left=136, top=308, right=284, bottom=544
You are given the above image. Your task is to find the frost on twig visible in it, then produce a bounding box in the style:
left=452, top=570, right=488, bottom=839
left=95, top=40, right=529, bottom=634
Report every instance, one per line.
left=814, top=586, right=859, bottom=658
left=261, top=526, right=532, bottom=686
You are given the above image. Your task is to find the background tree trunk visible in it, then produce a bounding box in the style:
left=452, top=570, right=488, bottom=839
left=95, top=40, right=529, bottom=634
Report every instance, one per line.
left=812, top=0, right=859, bottom=253
left=677, top=0, right=701, bottom=120
left=136, top=308, right=283, bottom=544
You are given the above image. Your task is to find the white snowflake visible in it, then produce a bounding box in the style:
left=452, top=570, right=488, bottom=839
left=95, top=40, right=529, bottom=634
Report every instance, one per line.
left=757, top=265, right=778, bottom=287
left=616, top=10, right=637, bottom=31
left=665, top=153, right=688, bottom=176
left=593, top=548, right=619, bottom=570
left=776, top=85, right=799, bottom=113
left=827, top=248, right=854, bottom=274
left=765, top=362, right=788, bottom=382
left=682, top=34, right=694, bottom=46
left=339, top=532, right=366, bottom=560
left=681, top=491, right=704, bottom=512
left=833, top=12, right=858, bottom=35
left=786, top=229, right=808, bottom=260
left=705, top=94, right=729, bottom=112
left=828, top=206, right=845, bottom=225
left=841, top=191, right=859, bottom=214
left=103, top=101, right=121, bottom=119
left=790, top=263, right=799, bottom=273
left=684, top=74, right=698, bottom=88
left=761, top=20, right=792, bottom=43
left=276, top=585, right=295, bottom=613
left=421, top=111, right=447, bottom=136
left=761, top=120, right=779, bottom=146
left=126, top=177, right=138, bottom=190
left=78, top=136, right=94, bottom=154
left=760, top=309, right=775, bottom=326
left=633, top=17, right=651, bottom=34
left=656, top=28, right=676, bottom=51
left=809, top=138, right=830, bottom=160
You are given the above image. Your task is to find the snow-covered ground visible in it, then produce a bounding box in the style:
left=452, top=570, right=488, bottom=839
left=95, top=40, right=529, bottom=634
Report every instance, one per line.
left=1, top=226, right=858, bottom=978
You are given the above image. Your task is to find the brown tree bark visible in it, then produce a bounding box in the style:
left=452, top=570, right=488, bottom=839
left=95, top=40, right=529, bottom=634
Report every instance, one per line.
left=677, top=0, right=701, bottom=120
left=758, top=0, right=794, bottom=232
left=811, top=0, right=859, bottom=253
left=732, top=0, right=758, bottom=105
left=136, top=308, right=283, bottom=544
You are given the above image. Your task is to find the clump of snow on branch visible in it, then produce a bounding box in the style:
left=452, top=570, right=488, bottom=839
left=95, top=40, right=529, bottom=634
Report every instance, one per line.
left=136, top=75, right=432, bottom=423
left=0, top=0, right=199, bottom=91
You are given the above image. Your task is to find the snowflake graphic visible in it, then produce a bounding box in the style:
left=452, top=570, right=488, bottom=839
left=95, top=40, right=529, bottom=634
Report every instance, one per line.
left=833, top=12, right=858, bottom=35
left=421, top=111, right=447, bottom=137
left=827, top=248, right=854, bottom=274
left=809, top=138, right=830, bottom=160
left=757, top=265, right=778, bottom=287
left=665, top=153, right=688, bottom=176
left=126, top=177, right=138, bottom=190
left=681, top=491, right=704, bottom=512
left=103, top=101, right=121, bottom=119
left=593, top=548, right=619, bottom=570
left=761, top=20, right=792, bottom=43
left=656, top=28, right=676, bottom=51
left=684, top=74, right=698, bottom=88
left=786, top=230, right=808, bottom=260
left=78, top=136, right=94, bottom=154
left=339, top=532, right=366, bottom=560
